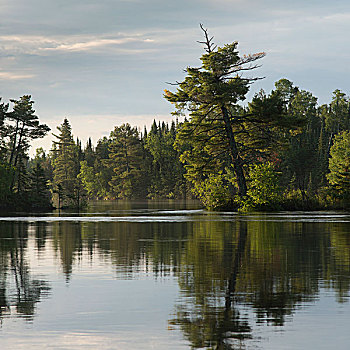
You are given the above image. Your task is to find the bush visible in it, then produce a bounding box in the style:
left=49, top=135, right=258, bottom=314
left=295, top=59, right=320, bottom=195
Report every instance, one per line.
left=241, top=162, right=282, bottom=211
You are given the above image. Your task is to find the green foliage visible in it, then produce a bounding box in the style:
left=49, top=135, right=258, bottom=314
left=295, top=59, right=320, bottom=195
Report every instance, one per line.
left=0, top=161, right=14, bottom=203
left=241, top=162, right=282, bottom=211
left=274, top=79, right=325, bottom=198
left=190, top=171, right=233, bottom=209
left=108, top=124, right=145, bottom=199
left=165, top=29, right=302, bottom=208
left=78, top=160, right=106, bottom=199
left=52, top=119, right=85, bottom=208
left=327, top=131, right=350, bottom=205
left=7, top=96, right=50, bottom=169
left=325, top=90, right=350, bottom=133
left=164, top=27, right=269, bottom=198
left=2, top=66, right=350, bottom=211
left=28, top=162, right=52, bottom=209
left=145, top=120, right=185, bottom=198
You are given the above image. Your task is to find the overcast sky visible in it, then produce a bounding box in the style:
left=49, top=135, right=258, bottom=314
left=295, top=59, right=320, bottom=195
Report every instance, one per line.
left=1, top=0, right=349, bottom=152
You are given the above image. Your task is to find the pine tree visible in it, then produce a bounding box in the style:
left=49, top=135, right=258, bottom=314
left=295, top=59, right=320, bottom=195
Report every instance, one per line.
left=276, top=81, right=320, bottom=198
left=165, top=26, right=300, bottom=206
left=145, top=120, right=184, bottom=198
left=108, top=124, right=144, bottom=198
left=83, top=138, right=95, bottom=167
left=7, top=96, right=50, bottom=169
left=29, top=162, right=52, bottom=209
left=52, top=119, right=84, bottom=208
left=327, top=131, right=350, bottom=204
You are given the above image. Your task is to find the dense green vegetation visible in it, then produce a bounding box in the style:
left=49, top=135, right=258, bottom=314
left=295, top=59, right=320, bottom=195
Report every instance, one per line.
left=1, top=29, right=350, bottom=211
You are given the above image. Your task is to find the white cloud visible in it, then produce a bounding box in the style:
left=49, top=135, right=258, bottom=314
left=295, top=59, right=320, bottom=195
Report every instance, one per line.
left=0, top=33, right=155, bottom=55
left=0, top=71, right=35, bottom=80
left=317, top=12, right=350, bottom=23
left=41, top=37, right=154, bottom=52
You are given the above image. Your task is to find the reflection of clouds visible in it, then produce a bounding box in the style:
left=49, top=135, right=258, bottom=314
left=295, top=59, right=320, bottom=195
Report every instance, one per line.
left=1, top=330, right=183, bottom=350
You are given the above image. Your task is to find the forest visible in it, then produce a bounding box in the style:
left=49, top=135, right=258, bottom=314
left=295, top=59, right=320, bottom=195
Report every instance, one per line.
left=1, top=31, right=350, bottom=211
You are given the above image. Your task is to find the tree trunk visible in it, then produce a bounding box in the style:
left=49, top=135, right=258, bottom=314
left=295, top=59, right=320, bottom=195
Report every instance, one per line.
left=13, top=125, right=25, bottom=168
left=221, top=105, right=247, bottom=198
left=9, top=120, right=20, bottom=165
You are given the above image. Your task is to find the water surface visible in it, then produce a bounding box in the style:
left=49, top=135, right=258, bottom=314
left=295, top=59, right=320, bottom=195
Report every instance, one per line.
left=0, top=201, right=350, bottom=349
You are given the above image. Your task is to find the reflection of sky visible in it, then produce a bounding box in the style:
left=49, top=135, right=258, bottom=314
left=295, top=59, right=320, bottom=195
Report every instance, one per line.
left=3, top=236, right=186, bottom=349
left=256, top=293, right=350, bottom=350
left=1, top=0, right=350, bottom=152
left=2, top=279, right=186, bottom=349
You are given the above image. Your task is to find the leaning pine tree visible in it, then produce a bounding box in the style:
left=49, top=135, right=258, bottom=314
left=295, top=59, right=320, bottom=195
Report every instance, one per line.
left=164, top=25, right=301, bottom=208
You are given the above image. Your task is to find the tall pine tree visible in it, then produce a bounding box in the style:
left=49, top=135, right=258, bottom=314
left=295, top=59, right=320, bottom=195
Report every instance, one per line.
left=52, top=119, right=84, bottom=208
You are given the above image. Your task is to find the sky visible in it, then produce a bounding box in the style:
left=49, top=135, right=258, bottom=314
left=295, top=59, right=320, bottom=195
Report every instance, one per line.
left=1, top=0, right=350, bottom=153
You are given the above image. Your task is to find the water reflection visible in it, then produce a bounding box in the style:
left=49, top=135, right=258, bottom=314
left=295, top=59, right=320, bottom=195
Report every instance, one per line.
left=170, top=218, right=350, bottom=349
left=0, top=203, right=349, bottom=349
left=0, top=222, right=50, bottom=323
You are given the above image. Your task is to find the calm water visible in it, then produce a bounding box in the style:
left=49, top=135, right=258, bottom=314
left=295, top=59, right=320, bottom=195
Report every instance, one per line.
left=0, top=201, right=350, bottom=349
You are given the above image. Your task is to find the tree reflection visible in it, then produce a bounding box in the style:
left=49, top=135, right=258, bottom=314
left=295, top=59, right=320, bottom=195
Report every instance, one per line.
left=169, top=218, right=350, bottom=349
left=2, top=206, right=349, bottom=347
left=52, top=221, right=83, bottom=281
left=169, top=221, right=252, bottom=349
left=46, top=211, right=350, bottom=349
left=0, top=222, right=50, bottom=322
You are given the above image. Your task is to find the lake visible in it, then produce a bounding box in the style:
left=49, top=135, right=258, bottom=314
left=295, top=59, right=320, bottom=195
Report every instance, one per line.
left=0, top=200, right=350, bottom=349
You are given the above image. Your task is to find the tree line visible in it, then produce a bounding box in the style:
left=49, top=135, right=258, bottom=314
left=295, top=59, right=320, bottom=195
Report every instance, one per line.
left=1, top=28, right=350, bottom=211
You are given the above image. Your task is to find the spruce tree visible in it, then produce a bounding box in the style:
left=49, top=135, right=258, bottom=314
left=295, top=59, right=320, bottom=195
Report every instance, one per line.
left=108, top=123, right=144, bottom=198
left=29, top=162, right=52, bottom=209
left=52, top=119, right=84, bottom=208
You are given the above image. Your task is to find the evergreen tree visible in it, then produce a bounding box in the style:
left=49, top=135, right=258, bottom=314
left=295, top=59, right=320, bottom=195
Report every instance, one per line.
left=94, top=136, right=114, bottom=198
left=7, top=96, right=50, bottom=169
left=28, top=162, right=52, bottom=209
left=327, top=131, right=350, bottom=205
left=0, top=161, right=14, bottom=206
left=52, top=119, right=85, bottom=208
left=275, top=80, right=320, bottom=198
left=165, top=26, right=266, bottom=198
left=13, top=154, right=31, bottom=205
left=165, top=27, right=301, bottom=207
left=108, top=124, right=145, bottom=199
left=0, top=99, right=9, bottom=160
left=78, top=160, right=106, bottom=199
left=325, top=90, right=350, bottom=134
left=145, top=120, right=181, bottom=198
left=83, top=137, right=95, bottom=167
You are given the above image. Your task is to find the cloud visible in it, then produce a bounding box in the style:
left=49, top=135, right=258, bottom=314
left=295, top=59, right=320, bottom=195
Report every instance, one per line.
left=0, top=71, right=35, bottom=80
left=315, top=12, right=350, bottom=23
left=41, top=37, right=155, bottom=53
left=0, top=33, right=155, bottom=55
